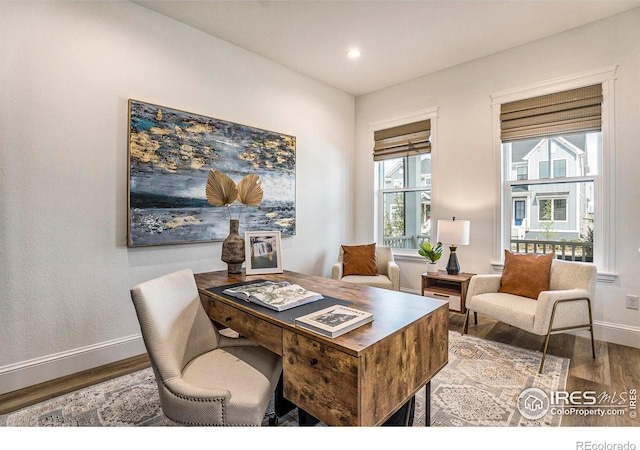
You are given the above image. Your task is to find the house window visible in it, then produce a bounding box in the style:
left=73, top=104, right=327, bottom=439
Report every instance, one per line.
left=494, top=72, right=616, bottom=270
left=516, top=166, right=528, bottom=180
left=514, top=200, right=526, bottom=225
left=539, top=161, right=550, bottom=179
left=372, top=114, right=436, bottom=250
left=554, top=159, right=567, bottom=177
left=538, top=197, right=568, bottom=222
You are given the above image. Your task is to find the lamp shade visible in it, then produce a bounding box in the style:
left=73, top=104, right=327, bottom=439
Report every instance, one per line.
left=437, top=219, right=470, bottom=246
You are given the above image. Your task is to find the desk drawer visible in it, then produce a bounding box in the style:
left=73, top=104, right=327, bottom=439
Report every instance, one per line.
left=422, top=289, right=461, bottom=312
left=282, top=330, right=359, bottom=426
left=207, top=300, right=283, bottom=356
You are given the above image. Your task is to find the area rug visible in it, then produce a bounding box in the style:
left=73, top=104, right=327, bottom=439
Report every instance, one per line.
left=0, top=332, right=568, bottom=427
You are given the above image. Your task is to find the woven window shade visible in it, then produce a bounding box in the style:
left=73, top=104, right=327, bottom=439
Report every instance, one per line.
left=500, top=84, right=602, bottom=143
left=373, top=120, right=431, bottom=161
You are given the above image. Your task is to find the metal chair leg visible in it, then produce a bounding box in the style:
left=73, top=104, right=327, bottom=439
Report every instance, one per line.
left=587, top=298, right=596, bottom=359
left=461, top=309, right=470, bottom=335
left=539, top=297, right=594, bottom=374
left=539, top=330, right=552, bottom=374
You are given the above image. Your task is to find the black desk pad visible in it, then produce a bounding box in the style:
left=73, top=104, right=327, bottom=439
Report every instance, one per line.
left=206, top=280, right=352, bottom=324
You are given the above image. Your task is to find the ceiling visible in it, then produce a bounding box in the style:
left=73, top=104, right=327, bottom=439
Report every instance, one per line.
left=133, top=0, right=640, bottom=96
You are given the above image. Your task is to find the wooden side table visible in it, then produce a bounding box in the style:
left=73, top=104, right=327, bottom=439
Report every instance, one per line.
left=421, top=271, right=475, bottom=319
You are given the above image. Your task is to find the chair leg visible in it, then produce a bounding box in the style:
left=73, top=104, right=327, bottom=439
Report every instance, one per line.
left=539, top=330, right=552, bottom=374
left=587, top=299, right=596, bottom=359
left=461, top=309, right=470, bottom=335
left=539, top=297, right=595, bottom=374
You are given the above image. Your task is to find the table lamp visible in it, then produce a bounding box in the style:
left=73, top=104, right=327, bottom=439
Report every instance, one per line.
left=437, top=217, right=470, bottom=275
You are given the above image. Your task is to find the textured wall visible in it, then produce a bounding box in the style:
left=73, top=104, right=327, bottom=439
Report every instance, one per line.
left=354, top=8, right=640, bottom=347
left=0, top=1, right=354, bottom=392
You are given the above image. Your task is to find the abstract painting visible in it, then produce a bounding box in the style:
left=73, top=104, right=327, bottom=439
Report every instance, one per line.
left=127, top=99, right=296, bottom=246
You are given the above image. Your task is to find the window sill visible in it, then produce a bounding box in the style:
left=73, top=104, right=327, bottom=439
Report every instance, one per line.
left=391, top=250, right=424, bottom=262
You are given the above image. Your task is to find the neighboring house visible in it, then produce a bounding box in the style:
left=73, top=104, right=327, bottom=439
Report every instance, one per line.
left=382, top=156, right=432, bottom=247
left=508, top=135, right=595, bottom=243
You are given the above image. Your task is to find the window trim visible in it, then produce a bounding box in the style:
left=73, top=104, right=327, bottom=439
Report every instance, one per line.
left=490, top=66, right=617, bottom=280
left=370, top=107, right=439, bottom=256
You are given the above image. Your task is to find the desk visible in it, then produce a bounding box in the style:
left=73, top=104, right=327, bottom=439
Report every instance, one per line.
left=195, top=270, right=449, bottom=426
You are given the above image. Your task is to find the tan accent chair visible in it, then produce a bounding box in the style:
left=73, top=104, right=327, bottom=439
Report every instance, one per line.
left=130, top=269, right=282, bottom=426
left=462, top=259, right=597, bottom=373
left=331, top=245, right=400, bottom=291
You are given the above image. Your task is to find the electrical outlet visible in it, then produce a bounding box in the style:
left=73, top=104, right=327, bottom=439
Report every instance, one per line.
left=626, top=295, right=639, bottom=310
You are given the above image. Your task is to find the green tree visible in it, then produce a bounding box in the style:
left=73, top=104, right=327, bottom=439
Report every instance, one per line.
left=384, top=194, right=405, bottom=238
left=540, top=199, right=556, bottom=240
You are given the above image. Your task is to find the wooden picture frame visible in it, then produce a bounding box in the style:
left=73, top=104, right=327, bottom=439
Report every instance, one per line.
left=245, top=231, right=283, bottom=275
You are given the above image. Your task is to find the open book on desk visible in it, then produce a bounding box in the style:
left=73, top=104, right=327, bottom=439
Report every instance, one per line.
left=222, top=281, right=324, bottom=312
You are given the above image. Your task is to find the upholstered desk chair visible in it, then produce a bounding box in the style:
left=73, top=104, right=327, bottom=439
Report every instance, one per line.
left=331, top=244, right=400, bottom=291
left=130, top=269, right=282, bottom=426
left=462, top=255, right=597, bottom=373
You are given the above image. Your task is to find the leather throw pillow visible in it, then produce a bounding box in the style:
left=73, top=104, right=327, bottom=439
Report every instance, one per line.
left=342, top=243, right=378, bottom=276
left=498, top=250, right=554, bottom=299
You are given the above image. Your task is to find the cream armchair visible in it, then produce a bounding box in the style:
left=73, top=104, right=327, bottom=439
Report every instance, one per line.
left=331, top=244, right=400, bottom=291
left=462, top=259, right=597, bottom=373
left=130, top=269, right=282, bottom=426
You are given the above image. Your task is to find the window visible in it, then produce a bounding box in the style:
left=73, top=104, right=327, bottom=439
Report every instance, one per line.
left=373, top=114, right=436, bottom=250
left=553, top=159, right=567, bottom=178
left=494, top=74, right=616, bottom=269
left=539, top=161, right=550, bottom=179
left=516, top=166, right=528, bottom=180
left=538, top=197, right=567, bottom=222
left=514, top=200, right=526, bottom=225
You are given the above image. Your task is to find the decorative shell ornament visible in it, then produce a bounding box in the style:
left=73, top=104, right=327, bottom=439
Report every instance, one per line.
left=205, top=170, right=263, bottom=219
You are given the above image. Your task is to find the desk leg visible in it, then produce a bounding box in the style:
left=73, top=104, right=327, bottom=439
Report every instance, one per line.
left=297, top=408, right=321, bottom=426
left=274, top=374, right=296, bottom=417
left=382, top=394, right=417, bottom=426
left=425, top=381, right=431, bottom=426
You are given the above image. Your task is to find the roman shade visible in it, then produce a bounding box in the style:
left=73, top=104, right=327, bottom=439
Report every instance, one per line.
left=373, top=120, right=431, bottom=161
left=500, top=84, right=602, bottom=143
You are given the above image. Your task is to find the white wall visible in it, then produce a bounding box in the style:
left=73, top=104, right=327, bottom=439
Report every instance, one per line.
left=355, top=8, right=640, bottom=348
left=0, top=1, right=354, bottom=394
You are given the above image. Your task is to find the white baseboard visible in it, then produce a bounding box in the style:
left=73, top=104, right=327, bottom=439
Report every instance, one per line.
left=592, top=320, right=640, bottom=349
left=402, top=288, right=640, bottom=350
left=0, top=335, right=146, bottom=396
left=1, top=317, right=637, bottom=398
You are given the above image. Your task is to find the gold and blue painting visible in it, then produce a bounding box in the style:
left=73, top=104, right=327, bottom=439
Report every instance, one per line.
left=127, top=99, right=296, bottom=247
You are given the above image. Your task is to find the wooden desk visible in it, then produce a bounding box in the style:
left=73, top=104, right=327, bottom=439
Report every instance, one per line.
left=195, top=270, right=449, bottom=426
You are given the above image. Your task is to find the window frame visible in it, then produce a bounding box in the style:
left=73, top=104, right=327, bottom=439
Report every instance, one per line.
left=370, top=107, right=439, bottom=257
left=537, top=196, right=568, bottom=223
left=491, top=66, right=617, bottom=280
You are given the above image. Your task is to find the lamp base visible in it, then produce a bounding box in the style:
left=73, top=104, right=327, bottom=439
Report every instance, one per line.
left=446, top=245, right=460, bottom=275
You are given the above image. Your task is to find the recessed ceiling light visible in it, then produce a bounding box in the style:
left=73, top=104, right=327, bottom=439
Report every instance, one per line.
left=346, top=48, right=361, bottom=59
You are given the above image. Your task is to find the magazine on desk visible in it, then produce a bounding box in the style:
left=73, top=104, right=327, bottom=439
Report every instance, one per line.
left=222, top=281, right=324, bottom=312
left=294, top=305, right=374, bottom=338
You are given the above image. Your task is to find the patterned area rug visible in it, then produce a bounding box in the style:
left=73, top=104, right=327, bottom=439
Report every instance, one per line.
left=0, top=332, right=568, bottom=427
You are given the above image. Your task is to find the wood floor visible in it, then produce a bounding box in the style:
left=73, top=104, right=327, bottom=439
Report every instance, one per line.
left=1, top=314, right=638, bottom=426
left=449, top=313, right=640, bottom=427
left=0, top=354, right=150, bottom=416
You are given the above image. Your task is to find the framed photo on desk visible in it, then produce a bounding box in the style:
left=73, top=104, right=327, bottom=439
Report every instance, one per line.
left=245, top=231, right=283, bottom=274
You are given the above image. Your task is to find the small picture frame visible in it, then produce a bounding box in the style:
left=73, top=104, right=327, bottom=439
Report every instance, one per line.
left=245, top=231, right=283, bottom=275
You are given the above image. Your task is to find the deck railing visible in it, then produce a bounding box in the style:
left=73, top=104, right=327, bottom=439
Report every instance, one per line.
left=383, top=235, right=430, bottom=249
left=510, top=239, right=593, bottom=262
left=383, top=236, right=592, bottom=261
